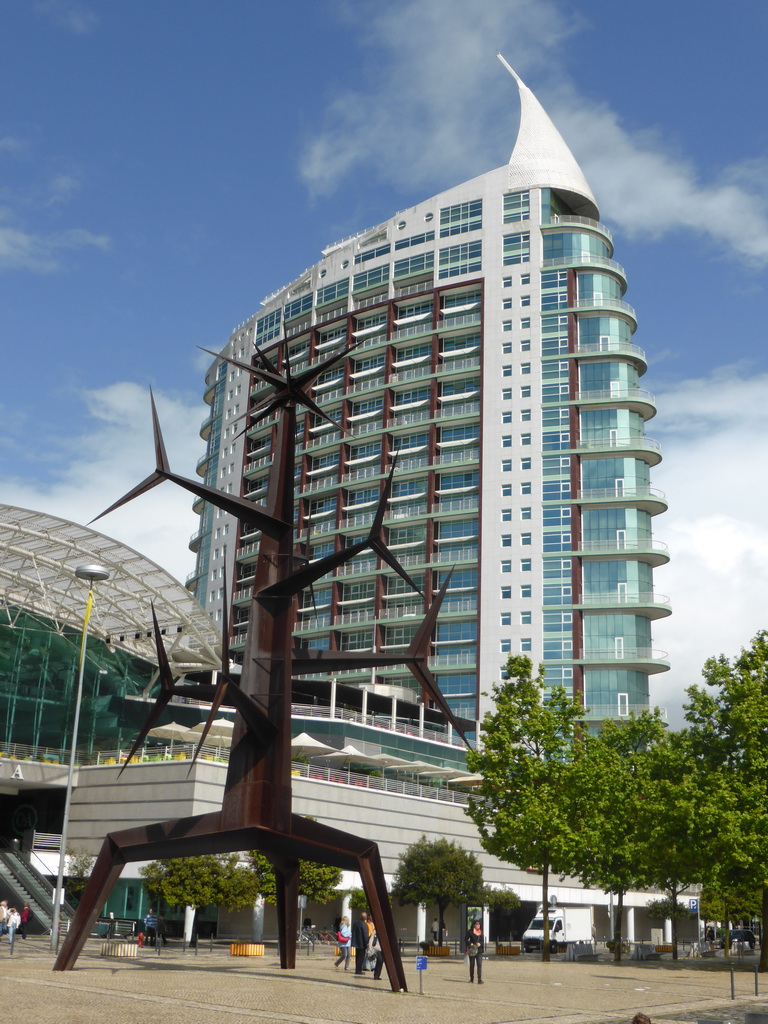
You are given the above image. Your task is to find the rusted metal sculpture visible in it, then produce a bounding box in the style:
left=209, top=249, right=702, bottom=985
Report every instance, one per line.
left=53, top=344, right=466, bottom=991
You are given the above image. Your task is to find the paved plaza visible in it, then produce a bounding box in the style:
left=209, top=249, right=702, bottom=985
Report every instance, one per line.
left=2, top=936, right=766, bottom=1024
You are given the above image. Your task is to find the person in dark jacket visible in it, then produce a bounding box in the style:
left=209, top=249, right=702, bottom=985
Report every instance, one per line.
left=367, top=916, right=384, bottom=981
left=351, top=911, right=369, bottom=975
left=465, top=919, right=484, bottom=983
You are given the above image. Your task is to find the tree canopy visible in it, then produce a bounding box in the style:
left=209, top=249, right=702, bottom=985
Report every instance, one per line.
left=391, top=835, right=485, bottom=944
left=465, top=655, right=583, bottom=960
left=140, top=854, right=261, bottom=913
left=247, top=849, right=342, bottom=906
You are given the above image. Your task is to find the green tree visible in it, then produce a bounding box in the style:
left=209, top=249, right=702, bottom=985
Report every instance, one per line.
left=140, top=854, right=261, bottom=942
left=247, top=849, right=342, bottom=906
left=685, top=630, right=768, bottom=970
left=391, top=835, right=485, bottom=946
left=637, top=729, right=719, bottom=960
left=569, top=711, right=666, bottom=961
left=64, top=847, right=95, bottom=903
left=465, top=655, right=583, bottom=960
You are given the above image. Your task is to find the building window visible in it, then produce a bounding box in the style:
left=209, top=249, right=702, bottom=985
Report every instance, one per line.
left=520, top=385, right=531, bottom=398
left=502, top=436, right=512, bottom=448
left=502, top=365, right=512, bottom=377
left=501, top=561, right=512, bottom=573
left=502, top=411, right=512, bottom=423
left=394, top=251, right=435, bottom=279
left=438, top=241, right=482, bottom=279
left=502, top=320, right=513, bottom=332
left=502, top=388, right=512, bottom=400
left=521, top=611, right=532, bottom=625
left=520, top=457, right=531, bottom=470
left=521, top=533, right=532, bottom=546
left=520, top=638, right=532, bottom=652
left=521, top=507, right=532, bottom=519
left=501, top=612, right=512, bottom=626
left=521, top=433, right=532, bottom=445
left=520, top=295, right=531, bottom=307
left=521, top=481, right=532, bottom=494
left=501, top=586, right=512, bottom=599
left=521, top=362, right=531, bottom=374
left=520, top=317, right=531, bottom=329
left=501, top=534, right=512, bottom=547
left=520, top=339, right=531, bottom=351
left=440, top=199, right=482, bottom=237
left=503, top=232, right=530, bottom=265
left=520, top=584, right=532, bottom=598
left=501, top=484, right=513, bottom=496
left=502, top=276, right=512, bottom=288
left=503, top=190, right=530, bottom=223
left=501, top=460, right=512, bottom=472
left=502, top=342, right=513, bottom=354
left=502, top=298, right=513, bottom=310
left=520, top=274, right=530, bottom=285
left=521, top=559, right=532, bottom=571
left=501, top=639, right=512, bottom=653
left=501, top=509, right=512, bottom=521
left=520, top=408, right=531, bottom=421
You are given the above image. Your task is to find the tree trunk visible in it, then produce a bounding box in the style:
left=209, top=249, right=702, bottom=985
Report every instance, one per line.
left=613, top=891, right=624, bottom=962
left=541, top=858, right=550, bottom=963
left=670, top=887, right=678, bottom=960
left=760, top=886, right=768, bottom=973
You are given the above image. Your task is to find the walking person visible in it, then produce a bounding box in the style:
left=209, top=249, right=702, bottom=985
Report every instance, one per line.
left=157, top=913, right=168, bottom=946
left=351, top=911, right=369, bottom=975
left=366, top=915, right=384, bottom=981
left=19, top=904, right=31, bottom=939
left=144, top=907, right=158, bottom=947
left=465, top=918, right=484, bottom=984
left=7, top=907, right=20, bottom=945
left=334, top=915, right=351, bottom=971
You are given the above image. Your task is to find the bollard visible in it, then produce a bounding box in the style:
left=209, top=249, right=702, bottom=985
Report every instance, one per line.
left=757, top=964, right=760, bottom=997
left=731, top=965, right=735, bottom=1000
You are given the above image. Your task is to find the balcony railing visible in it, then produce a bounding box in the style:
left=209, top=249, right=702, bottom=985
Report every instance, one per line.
left=575, top=387, right=655, bottom=406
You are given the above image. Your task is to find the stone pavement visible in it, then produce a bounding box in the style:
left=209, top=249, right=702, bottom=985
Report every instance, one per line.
left=2, top=936, right=766, bottom=1024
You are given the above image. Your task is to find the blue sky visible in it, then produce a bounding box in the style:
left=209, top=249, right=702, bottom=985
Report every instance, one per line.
left=2, top=0, right=767, bottom=726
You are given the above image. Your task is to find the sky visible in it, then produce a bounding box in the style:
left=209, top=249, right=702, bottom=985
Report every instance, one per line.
left=1, top=0, right=767, bottom=729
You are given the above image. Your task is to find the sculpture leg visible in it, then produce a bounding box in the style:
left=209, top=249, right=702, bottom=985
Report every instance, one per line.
left=358, top=847, right=407, bottom=992
left=54, top=834, right=126, bottom=971
left=273, top=856, right=299, bottom=969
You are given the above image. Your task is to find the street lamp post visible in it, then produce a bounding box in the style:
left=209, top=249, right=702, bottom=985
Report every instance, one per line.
left=50, top=563, right=110, bottom=953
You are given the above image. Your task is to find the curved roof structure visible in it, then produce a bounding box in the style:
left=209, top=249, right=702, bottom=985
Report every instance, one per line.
left=498, top=54, right=599, bottom=220
left=0, top=504, right=221, bottom=673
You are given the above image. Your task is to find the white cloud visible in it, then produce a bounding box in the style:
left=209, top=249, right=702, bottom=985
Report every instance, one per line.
left=302, top=0, right=768, bottom=267
left=1, top=383, right=203, bottom=584
left=557, top=100, right=768, bottom=266
left=35, top=0, right=98, bottom=34
left=649, top=368, right=768, bottom=727
left=0, top=222, right=109, bottom=272
left=300, top=0, right=576, bottom=196
left=46, top=174, right=80, bottom=206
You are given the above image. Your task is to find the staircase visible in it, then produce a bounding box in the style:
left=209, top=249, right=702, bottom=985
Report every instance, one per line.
left=0, top=840, right=76, bottom=933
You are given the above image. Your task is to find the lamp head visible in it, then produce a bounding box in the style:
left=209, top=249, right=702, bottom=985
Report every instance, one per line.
left=75, top=563, right=110, bottom=583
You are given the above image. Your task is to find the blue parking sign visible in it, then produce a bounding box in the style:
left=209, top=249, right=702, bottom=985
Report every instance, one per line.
left=415, top=955, right=428, bottom=971
left=689, top=898, right=698, bottom=912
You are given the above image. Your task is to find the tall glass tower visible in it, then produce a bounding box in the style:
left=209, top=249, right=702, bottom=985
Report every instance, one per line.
left=188, top=60, right=670, bottom=731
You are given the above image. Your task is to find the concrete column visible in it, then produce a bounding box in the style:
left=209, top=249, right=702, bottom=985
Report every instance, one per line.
left=391, top=696, right=397, bottom=731
left=184, top=905, right=195, bottom=943
left=341, top=893, right=351, bottom=923
left=663, top=918, right=672, bottom=943
left=626, top=906, right=635, bottom=942
left=418, top=700, right=425, bottom=737
left=416, top=904, right=427, bottom=944
left=361, top=688, right=368, bottom=721
left=252, top=899, right=265, bottom=942
left=330, top=676, right=337, bottom=719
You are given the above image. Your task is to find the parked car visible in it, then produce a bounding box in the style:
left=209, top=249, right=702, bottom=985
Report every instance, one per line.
left=720, top=928, right=756, bottom=949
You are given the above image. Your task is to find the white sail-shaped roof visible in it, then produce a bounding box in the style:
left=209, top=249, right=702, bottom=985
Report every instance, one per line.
left=498, top=54, right=599, bottom=219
